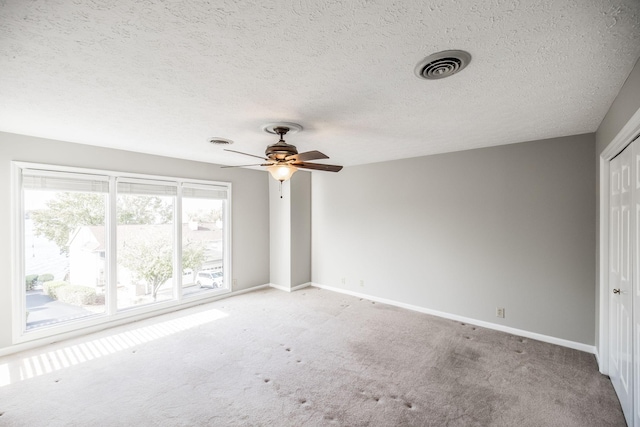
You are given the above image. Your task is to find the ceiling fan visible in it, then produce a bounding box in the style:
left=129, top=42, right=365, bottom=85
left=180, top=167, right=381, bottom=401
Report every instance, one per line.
left=222, top=123, right=343, bottom=183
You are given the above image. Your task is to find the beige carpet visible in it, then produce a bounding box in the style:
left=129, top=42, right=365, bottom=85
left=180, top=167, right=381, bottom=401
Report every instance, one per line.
left=0, top=287, right=625, bottom=426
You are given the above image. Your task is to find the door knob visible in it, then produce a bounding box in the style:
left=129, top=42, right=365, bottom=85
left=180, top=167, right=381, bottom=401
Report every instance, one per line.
left=613, top=289, right=621, bottom=294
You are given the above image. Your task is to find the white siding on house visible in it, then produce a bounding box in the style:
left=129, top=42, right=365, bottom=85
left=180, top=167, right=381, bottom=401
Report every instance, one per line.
left=69, top=227, right=104, bottom=289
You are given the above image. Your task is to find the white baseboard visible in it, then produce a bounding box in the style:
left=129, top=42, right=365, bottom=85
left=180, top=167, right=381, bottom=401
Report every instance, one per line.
left=292, top=282, right=312, bottom=292
left=232, top=284, right=270, bottom=294
left=269, top=282, right=312, bottom=293
left=2, top=282, right=596, bottom=358
left=311, top=283, right=596, bottom=355
left=268, top=283, right=288, bottom=292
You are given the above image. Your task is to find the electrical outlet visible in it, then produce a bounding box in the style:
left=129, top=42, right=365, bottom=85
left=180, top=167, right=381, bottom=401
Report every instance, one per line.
left=496, top=307, right=505, bottom=318
left=359, top=280, right=364, bottom=287
left=232, top=279, right=238, bottom=288
left=341, top=277, right=346, bottom=285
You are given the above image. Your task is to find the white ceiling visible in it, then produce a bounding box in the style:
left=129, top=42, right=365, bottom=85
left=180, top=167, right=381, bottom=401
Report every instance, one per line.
left=1, top=1, right=639, bottom=168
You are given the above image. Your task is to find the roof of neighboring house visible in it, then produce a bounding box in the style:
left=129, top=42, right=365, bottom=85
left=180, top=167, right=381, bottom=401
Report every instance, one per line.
left=68, top=223, right=222, bottom=252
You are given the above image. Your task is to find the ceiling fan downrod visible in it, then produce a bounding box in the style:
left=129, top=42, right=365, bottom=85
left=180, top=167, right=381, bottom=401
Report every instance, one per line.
left=275, top=126, right=288, bottom=143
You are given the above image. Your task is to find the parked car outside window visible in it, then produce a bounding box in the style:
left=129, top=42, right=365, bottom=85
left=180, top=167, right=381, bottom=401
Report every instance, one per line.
left=196, top=271, right=223, bottom=289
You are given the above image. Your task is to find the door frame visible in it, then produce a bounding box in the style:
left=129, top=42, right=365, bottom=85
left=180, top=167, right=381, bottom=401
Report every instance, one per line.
left=599, top=107, right=640, bottom=375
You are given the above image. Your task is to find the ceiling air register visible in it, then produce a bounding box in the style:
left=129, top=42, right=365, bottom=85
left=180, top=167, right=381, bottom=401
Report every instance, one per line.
left=415, top=50, right=472, bottom=80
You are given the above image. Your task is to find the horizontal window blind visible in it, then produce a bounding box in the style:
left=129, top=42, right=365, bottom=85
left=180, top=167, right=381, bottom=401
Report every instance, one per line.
left=182, top=183, right=228, bottom=200
left=22, top=170, right=109, bottom=193
left=118, top=180, right=177, bottom=196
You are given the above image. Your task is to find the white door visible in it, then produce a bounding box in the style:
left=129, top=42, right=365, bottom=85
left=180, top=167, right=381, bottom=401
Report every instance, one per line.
left=610, top=144, right=633, bottom=425
left=633, top=141, right=640, bottom=427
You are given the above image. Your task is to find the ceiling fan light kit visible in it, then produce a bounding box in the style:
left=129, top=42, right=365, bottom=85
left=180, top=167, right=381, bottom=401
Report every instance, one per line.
left=221, top=122, right=343, bottom=197
left=267, top=164, right=298, bottom=182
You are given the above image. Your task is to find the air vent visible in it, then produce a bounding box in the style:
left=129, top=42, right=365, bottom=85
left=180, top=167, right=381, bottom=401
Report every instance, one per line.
left=415, top=50, right=471, bottom=80
left=209, top=137, right=234, bottom=145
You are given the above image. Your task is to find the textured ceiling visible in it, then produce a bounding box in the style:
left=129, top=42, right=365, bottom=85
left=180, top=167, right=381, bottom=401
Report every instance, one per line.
left=1, top=0, right=640, bottom=168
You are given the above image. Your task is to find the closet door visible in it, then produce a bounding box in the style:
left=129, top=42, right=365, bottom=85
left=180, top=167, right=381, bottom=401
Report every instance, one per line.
left=633, top=140, right=640, bottom=427
left=610, top=145, right=633, bottom=425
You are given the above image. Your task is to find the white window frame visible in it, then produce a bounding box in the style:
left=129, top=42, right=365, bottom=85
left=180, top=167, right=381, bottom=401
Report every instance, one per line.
left=12, top=161, right=232, bottom=344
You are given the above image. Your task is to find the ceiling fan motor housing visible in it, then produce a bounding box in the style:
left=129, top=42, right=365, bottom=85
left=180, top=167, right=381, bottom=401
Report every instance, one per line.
left=265, top=142, right=298, bottom=161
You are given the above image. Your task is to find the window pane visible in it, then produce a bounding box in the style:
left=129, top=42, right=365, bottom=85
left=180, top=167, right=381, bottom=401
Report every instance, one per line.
left=182, top=196, right=226, bottom=298
left=24, top=189, right=106, bottom=330
left=116, top=185, right=176, bottom=310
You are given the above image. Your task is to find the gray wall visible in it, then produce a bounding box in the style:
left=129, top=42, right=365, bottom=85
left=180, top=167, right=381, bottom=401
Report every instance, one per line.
left=291, top=172, right=311, bottom=287
left=595, top=57, right=640, bottom=352
left=0, top=131, right=270, bottom=351
left=597, top=57, right=640, bottom=155
left=312, top=134, right=596, bottom=345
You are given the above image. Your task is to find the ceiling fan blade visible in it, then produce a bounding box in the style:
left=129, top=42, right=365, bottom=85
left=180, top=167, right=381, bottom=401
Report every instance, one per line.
left=286, top=150, right=329, bottom=162
left=224, top=149, right=268, bottom=161
left=220, top=163, right=271, bottom=169
left=295, top=162, right=343, bottom=172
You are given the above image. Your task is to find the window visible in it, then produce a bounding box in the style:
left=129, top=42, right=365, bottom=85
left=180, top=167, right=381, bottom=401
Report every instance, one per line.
left=116, top=180, right=177, bottom=310
left=22, top=171, right=108, bottom=330
left=14, top=163, right=231, bottom=342
left=182, top=184, right=228, bottom=297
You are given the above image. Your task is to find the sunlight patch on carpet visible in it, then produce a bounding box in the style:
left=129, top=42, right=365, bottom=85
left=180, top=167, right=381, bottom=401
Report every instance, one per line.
left=0, top=308, right=228, bottom=387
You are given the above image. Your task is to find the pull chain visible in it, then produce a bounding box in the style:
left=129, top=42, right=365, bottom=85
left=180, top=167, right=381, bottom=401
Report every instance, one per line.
left=279, top=180, right=283, bottom=198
